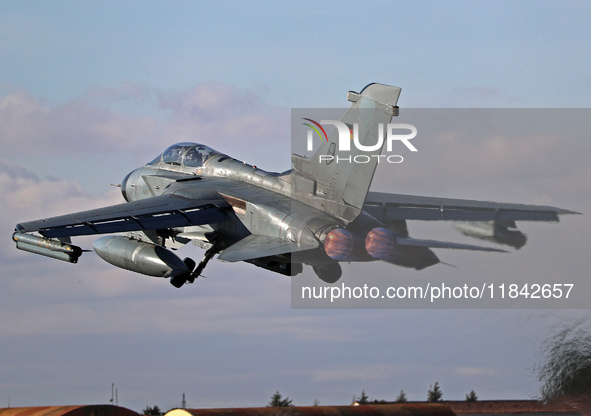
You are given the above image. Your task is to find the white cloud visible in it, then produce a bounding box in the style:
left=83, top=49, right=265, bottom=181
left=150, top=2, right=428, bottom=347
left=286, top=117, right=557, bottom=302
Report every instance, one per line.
left=0, top=82, right=290, bottom=168
left=0, top=88, right=159, bottom=155
left=0, top=83, right=293, bottom=194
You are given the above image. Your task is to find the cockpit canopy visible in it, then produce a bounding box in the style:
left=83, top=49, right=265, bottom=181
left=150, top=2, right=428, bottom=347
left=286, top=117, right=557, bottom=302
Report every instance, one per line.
left=148, top=142, right=223, bottom=168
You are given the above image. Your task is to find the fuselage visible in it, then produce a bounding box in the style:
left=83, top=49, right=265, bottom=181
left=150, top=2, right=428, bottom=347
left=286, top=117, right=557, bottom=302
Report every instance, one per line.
left=117, top=142, right=439, bottom=283
left=120, top=143, right=351, bottom=261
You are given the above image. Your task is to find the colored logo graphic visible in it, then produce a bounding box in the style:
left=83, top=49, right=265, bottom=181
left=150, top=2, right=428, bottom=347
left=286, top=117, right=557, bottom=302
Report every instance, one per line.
left=303, top=118, right=417, bottom=159
left=302, top=118, right=328, bottom=143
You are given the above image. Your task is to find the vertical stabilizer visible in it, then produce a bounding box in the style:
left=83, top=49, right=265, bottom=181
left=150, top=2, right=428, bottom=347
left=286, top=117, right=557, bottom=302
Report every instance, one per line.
left=292, top=83, right=402, bottom=223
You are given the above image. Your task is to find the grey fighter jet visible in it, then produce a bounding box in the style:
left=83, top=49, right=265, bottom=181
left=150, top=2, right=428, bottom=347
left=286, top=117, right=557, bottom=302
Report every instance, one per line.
left=13, top=83, right=578, bottom=287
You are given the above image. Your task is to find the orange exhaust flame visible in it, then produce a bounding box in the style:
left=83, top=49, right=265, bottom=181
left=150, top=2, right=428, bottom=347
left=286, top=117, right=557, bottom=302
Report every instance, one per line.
left=324, top=229, right=355, bottom=260
left=365, top=227, right=396, bottom=259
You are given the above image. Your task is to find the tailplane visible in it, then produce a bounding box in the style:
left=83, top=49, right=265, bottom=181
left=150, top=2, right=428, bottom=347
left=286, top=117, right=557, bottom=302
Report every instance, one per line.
left=292, top=83, right=403, bottom=223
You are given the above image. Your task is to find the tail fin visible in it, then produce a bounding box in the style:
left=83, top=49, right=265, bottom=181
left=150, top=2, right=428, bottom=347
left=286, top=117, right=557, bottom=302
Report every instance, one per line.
left=292, top=83, right=402, bottom=223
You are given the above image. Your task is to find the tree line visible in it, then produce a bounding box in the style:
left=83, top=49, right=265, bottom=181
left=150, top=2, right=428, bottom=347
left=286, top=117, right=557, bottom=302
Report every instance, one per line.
left=141, top=384, right=479, bottom=414
left=266, top=383, right=478, bottom=407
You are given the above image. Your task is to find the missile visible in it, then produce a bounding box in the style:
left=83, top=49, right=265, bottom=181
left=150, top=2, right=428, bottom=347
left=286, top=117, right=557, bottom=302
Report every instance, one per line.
left=453, top=221, right=527, bottom=249
left=12, top=232, right=83, bottom=263
left=93, top=236, right=191, bottom=279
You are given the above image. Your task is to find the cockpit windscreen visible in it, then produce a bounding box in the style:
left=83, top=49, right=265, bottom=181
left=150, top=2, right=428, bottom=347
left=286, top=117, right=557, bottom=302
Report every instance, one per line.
left=148, top=143, right=223, bottom=168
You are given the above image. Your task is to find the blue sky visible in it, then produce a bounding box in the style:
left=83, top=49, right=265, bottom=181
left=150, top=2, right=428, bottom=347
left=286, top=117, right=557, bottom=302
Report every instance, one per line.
left=2, top=1, right=590, bottom=108
left=1, top=1, right=590, bottom=413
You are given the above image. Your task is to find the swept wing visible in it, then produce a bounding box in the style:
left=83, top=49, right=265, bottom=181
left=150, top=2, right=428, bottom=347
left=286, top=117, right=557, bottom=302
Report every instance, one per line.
left=364, top=191, right=579, bottom=222
left=16, top=194, right=231, bottom=239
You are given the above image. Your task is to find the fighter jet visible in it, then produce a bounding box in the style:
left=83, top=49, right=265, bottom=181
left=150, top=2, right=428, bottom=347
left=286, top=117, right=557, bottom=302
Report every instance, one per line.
left=12, top=83, right=578, bottom=287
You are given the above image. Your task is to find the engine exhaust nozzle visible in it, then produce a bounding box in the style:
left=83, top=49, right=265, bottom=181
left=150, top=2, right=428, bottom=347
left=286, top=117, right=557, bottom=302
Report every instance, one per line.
left=324, top=228, right=355, bottom=261
left=365, top=227, right=396, bottom=259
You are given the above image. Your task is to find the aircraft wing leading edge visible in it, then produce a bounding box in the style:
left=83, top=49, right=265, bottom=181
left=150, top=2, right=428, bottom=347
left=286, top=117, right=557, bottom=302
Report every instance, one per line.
left=364, top=191, right=579, bottom=222
left=16, top=194, right=231, bottom=238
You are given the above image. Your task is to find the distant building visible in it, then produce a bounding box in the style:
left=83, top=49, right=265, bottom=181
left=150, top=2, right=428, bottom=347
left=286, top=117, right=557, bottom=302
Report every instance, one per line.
left=349, top=400, right=582, bottom=416
left=0, top=405, right=140, bottom=416
left=442, top=400, right=581, bottom=416
left=165, top=404, right=454, bottom=416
